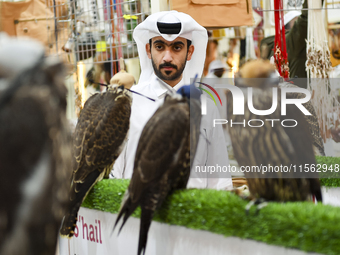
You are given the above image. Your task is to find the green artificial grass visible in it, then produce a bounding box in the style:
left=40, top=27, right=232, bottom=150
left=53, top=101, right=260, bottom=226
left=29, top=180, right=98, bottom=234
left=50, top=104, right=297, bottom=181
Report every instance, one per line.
left=82, top=179, right=340, bottom=255
left=316, top=156, right=340, bottom=187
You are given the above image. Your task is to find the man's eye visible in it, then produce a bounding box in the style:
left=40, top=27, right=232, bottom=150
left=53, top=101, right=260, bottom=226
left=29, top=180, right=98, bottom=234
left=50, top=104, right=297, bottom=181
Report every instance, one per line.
left=173, top=45, right=183, bottom=51
left=155, top=45, right=164, bottom=50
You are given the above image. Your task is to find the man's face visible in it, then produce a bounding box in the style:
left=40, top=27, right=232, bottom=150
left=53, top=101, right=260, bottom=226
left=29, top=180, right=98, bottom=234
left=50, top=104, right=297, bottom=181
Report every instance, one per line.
left=146, top=36, right=194, bottom=87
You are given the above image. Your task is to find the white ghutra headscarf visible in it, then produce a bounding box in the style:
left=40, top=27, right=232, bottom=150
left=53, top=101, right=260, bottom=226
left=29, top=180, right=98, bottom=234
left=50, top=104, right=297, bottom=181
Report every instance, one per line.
left=133, top=11, right=208, bottom=84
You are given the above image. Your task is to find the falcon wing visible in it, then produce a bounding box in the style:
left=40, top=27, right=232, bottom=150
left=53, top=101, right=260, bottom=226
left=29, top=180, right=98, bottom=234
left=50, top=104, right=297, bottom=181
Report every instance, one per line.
left=129, top=97, right=189, bottom=203
left=189, top=98, right=202, bottom=168
left=279, top=82, right=325, bottom=155
left=227, top=87, right=296, bottom=171
left=73, top=90, right=131, bottom=181
left=61, top=89, right=131, bottom=237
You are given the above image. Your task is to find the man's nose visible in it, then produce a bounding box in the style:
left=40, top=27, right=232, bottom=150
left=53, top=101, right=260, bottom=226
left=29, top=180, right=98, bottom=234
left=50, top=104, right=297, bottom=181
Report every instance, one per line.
left=162, top=50, right=173, bottom=62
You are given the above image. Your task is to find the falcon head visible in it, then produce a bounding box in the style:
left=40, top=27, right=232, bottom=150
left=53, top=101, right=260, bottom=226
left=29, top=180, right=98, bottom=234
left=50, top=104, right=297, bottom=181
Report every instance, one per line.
left=0, top=32, right=45, bottom=80
left=177, top=84, right=201, bottom=100
left=109, top=70, right=135, bottom=90
left=176, top=75, right=201, bottom=100
left=235, top=59, right=280, bottom=88
left=107, top=70, right=135, bottom=101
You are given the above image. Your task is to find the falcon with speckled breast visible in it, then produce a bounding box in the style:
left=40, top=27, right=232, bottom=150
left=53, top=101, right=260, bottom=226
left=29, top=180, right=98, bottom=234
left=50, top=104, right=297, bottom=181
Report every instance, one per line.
left=60, top=70, right=134, bottom=238
left=227, top=59, right=322, bottom=203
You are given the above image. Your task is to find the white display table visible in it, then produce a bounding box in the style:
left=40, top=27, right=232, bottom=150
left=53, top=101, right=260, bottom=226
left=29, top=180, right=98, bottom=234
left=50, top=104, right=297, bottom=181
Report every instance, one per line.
left=57, top=185, right=340, bottom=255
left=58, top=207, right=325, bottom=255
left=321, top=186, right=340, bottom=207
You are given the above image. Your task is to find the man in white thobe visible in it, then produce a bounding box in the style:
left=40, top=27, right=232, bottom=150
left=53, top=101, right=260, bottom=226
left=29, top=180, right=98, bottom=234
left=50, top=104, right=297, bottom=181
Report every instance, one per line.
left=111, top=11, right=232, bottom=190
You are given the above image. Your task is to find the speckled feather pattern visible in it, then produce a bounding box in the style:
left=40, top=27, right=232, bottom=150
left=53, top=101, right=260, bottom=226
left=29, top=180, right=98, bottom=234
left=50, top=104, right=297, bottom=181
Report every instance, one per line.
left=60, top=87, right=131, bottom=237
left=227, top=86, right=322, bottom=202
left=279, top=82, right=325, bottom=156
left=73, top=88, right=131, bottom=178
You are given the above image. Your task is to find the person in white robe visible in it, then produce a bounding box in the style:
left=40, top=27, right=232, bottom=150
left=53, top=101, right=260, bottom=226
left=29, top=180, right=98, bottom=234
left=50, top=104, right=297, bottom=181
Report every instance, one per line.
left=111, top=11, right=232, bottom=190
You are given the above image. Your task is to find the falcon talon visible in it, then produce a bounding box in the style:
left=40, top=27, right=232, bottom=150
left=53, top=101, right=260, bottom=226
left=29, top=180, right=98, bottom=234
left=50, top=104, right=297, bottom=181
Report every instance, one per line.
left=256, top=201, right=269, bottom=215
left=245, top=200, right=255, bottom=216
left=245, top=198, right=267, bottom=215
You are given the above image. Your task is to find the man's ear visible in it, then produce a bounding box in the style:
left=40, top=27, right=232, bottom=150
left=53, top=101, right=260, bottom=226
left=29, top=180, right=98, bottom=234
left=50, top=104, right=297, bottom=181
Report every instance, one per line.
left=187, top=45, right=194, bottom=61
left=146, top=43, right=151, bottom=59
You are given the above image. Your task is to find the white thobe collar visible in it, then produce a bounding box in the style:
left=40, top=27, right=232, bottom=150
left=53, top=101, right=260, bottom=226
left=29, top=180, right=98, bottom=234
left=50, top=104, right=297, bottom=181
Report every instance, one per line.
left=150, top=73, right=185, bottom=99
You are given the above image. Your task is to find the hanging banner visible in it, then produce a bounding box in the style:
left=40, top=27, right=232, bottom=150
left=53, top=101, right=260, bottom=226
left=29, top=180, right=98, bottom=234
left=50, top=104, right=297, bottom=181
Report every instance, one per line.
left=171, top=0, right=254, bottom=28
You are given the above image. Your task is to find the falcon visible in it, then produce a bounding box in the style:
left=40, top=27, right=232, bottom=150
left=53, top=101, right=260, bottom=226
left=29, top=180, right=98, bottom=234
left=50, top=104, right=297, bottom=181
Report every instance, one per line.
left=59, top=70, right=134, bottom=237
left=0, top=35, right=72, bottom=254
left=114, top=83, right=201, bottom=255
left=228, top=59, right=322, bottom=204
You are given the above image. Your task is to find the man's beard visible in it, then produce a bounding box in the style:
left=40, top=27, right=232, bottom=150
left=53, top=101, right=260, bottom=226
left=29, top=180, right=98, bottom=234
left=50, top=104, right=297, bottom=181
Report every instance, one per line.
left=151, top=57, right=187, bottom=82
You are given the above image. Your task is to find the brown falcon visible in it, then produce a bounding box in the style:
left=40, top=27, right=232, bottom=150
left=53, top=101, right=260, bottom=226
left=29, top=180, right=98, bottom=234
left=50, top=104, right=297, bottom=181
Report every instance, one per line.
left=114, top=83, right=201, bottom=255
left=0, top=35, right=73, bottom=255
left=59, top=70, right=134, bottom=237
left=228, top=59, right=322, bottom=203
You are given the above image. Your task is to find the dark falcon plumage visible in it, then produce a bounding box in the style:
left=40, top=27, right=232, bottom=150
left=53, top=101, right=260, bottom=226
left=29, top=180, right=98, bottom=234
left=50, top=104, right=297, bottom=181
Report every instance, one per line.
left=278, top=81, right=325, bottom=156
left=114, top=84, right=201, bottom=255
left=60, top=71, right=134, bottom=238
left=228, top=59, right=322, bottom=203
left=0, top=37, right=73, bottom=254
left=236, top=59, right=325, bottom=156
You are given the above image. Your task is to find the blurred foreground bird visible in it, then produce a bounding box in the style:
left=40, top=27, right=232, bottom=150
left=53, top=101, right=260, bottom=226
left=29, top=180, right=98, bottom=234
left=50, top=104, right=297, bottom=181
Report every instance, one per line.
left=228, top=59, right=322, bottom=205
left=59, top=70, right=134, bottom=237
left=114, top=82, right=201, bottom=255
left=0, top=34, right=73, bottom=255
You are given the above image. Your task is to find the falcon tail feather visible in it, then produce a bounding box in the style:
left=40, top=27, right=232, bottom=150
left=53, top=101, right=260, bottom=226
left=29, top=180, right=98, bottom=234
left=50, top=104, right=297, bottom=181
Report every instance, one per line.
left=114, top=196, right=139, bottom=235
left=138, top=209, right=154, bottom=255
left=60, top=170, right=100, bottom=237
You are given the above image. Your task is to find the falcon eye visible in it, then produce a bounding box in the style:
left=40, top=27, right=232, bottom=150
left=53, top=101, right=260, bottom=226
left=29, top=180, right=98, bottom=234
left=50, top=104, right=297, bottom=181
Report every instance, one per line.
left=118, top=85, right=124, bottom=90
